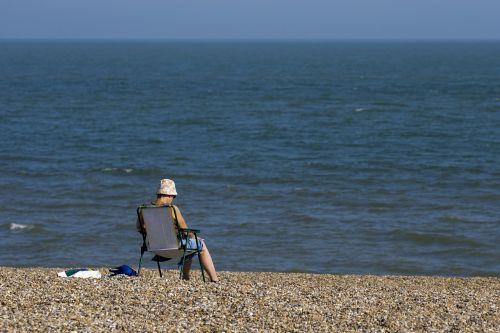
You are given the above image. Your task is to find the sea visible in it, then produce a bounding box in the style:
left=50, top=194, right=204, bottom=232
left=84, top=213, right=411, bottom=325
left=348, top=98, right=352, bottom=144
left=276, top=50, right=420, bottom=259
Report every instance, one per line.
left=1, top=41, right=499, bottom=276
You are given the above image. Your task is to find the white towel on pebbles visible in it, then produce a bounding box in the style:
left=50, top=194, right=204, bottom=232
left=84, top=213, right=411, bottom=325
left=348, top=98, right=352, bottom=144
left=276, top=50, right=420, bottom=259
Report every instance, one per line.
left=57, top=270, right=101, bottom=278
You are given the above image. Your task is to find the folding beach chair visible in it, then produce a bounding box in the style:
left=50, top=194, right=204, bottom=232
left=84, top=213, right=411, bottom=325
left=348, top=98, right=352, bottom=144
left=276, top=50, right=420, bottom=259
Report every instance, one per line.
left=136, top=204, right=205, bottom=281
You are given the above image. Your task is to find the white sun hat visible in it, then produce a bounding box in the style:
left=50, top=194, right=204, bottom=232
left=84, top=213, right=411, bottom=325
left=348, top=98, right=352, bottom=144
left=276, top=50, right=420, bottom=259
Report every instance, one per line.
left=156, top=179, right=178, bottom=196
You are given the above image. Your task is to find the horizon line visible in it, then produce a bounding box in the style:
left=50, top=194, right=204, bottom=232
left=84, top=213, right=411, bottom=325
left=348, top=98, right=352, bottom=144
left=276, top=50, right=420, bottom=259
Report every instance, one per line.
left=1, top=37, right=500, bottom=43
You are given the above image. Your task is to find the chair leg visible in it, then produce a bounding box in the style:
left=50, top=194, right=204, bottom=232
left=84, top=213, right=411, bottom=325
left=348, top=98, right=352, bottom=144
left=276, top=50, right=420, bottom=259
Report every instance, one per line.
left=138, top=252, right=144, bottom=277
left=179, top=259, right=184, bottom=280
left=138, top=238, right=147, bottom=277
left=179, top=249, right=187, bottom=280
left=156, top=258, right=162, bottom=277
left=198, top=251, right=206, bottom=282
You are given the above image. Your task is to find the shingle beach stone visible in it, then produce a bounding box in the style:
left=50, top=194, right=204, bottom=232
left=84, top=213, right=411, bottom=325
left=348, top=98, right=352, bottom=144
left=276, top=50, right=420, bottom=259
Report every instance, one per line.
left=0, top=267, right=498, bottom=332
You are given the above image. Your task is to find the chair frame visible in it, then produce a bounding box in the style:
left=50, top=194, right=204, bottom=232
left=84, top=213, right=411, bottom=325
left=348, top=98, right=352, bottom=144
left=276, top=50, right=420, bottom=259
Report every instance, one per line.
left=136, top=204, right=206, bottom=282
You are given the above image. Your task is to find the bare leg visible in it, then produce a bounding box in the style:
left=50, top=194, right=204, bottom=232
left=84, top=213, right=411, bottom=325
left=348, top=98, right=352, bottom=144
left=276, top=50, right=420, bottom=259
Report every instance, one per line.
left=200, top=241, right=218, bottom=282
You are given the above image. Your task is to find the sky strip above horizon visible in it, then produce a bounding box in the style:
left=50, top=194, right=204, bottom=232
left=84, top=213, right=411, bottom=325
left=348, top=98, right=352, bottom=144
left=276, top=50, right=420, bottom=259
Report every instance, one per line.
left=1, top=0, right=500, bottom=40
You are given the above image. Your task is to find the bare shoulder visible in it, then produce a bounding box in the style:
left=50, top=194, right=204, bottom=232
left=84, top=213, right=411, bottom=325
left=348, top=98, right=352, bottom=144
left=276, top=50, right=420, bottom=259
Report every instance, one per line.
left=172, top=205, right=183, bottom=215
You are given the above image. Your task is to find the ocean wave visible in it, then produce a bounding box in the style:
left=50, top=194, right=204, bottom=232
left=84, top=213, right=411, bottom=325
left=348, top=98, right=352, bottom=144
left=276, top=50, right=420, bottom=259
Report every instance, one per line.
left=442, top=215, right=467, bottom=222
left=98, top=167, right=166, bottom=176
left=10, top=223, right=34, bottom=231
left=390, top=230, right=480, bottom=247
left=102, top=167, right=134, bottom=173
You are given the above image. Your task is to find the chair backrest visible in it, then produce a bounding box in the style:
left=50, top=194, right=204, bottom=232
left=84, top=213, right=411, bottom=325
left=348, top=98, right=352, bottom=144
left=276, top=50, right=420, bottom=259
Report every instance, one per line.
left=138, top=205, right=179, bottom=252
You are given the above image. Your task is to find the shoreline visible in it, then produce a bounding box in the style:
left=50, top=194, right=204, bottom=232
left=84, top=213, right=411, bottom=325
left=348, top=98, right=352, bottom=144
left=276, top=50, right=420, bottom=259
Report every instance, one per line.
left=1, top=267, right=499, bottom=332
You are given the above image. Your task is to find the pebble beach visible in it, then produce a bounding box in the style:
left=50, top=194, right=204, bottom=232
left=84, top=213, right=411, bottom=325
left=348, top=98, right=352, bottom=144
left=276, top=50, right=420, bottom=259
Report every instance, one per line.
left=1, top=267, right=499, bottom=332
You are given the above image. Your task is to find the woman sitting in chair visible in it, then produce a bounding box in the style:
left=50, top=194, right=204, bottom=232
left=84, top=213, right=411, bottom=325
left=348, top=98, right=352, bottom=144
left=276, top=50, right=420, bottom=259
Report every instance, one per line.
left=137, top=179, right=219, bottom=282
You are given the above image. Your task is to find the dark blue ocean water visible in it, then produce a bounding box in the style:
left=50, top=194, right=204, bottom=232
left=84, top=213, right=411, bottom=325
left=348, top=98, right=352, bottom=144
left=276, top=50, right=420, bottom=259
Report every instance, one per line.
left=1, top=41, right=499, bottom=276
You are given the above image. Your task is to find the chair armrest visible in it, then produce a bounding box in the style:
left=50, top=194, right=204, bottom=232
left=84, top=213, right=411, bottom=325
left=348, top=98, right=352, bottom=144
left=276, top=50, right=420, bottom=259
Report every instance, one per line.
left=179, top=228, right=201, bottom=233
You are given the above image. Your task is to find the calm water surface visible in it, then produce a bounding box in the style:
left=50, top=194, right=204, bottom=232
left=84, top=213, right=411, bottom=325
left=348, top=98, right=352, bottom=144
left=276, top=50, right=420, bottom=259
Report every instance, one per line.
left=1, top=41, right=499, bottom=276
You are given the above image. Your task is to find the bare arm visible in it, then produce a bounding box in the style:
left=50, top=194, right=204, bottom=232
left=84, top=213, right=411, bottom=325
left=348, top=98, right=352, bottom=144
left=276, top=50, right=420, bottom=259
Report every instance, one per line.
left=174, top=205, right=198, bottom=238
left=173, top=205, right=188, bottom=229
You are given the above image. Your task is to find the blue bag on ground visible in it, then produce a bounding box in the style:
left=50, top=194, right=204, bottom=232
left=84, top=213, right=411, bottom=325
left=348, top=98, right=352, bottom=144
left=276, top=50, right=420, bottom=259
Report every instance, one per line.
left=109, top=265, right=137, bottom=277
